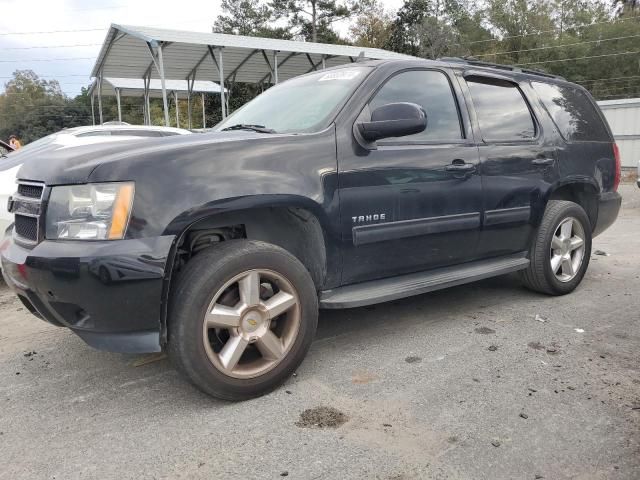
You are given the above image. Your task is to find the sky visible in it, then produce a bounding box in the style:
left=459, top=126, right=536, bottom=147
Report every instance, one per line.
left=0, top=0, right=405, bottom=97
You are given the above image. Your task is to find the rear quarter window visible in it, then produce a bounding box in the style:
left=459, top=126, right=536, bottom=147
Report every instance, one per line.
left=532, top=82, right=610, bottom=142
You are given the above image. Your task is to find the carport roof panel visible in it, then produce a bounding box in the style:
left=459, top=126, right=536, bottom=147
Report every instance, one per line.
left=92, top=24, right=415, bottom=82
left=88, top=77, right=223, bottom=98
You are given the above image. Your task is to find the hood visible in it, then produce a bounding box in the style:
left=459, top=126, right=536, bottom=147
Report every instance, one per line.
left=16, top=130, right=266, bottom=185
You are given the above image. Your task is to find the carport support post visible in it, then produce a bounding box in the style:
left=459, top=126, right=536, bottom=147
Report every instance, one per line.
left=115, top=88, right=122, bottom=123
left=187, top=76, right=194, bottom=129
left=90, top=93, right=95, bottom=126
left=187, top=92, right=192, bottom=129
left=273, top=51, right=279, bottom=84
left=97, top=70, right=104, bottom=125
left=174, top=91, right=180, bottom=128
left=217, top=48, right=226, bottom=119
left=143, top=74, right=151, bottom=125
left=144, top=94, right=151, bottom=125
left=201, top=93, right=206, bottom=128
left=157, top=44, right=170, bottom=127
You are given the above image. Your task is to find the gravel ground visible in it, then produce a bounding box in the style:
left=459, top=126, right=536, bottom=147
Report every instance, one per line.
left=1, top=184, right=639, bottom=480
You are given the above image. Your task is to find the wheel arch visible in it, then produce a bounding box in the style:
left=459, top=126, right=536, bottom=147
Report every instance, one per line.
left=159, top=195, right=332, bottom=346
left=544, top=179, right=599, bottom=230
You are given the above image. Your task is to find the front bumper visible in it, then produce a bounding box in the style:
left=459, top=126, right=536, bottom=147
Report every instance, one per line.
left=593, top=191, right=622, bottom=237
left=1, top=234, right=175, bottom=353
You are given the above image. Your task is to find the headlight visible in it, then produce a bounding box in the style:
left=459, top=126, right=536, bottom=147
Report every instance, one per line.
left=45, top=182, right=134, bottom=240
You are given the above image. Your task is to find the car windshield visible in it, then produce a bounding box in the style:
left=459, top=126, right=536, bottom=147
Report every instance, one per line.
left=215, top=67, right=370, bottom=134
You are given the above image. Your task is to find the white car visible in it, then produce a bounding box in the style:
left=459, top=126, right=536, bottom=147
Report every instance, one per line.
left=0, top=125, right=191, bottom=235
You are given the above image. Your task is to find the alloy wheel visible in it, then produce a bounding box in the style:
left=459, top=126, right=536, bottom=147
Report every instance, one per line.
left=550, top=217, right=585, bottom=282
left=202, top=269, right=301, bottom=379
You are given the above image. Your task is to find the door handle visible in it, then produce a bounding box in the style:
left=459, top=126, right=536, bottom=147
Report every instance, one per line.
left=445, top=162, right=476, bottom=172
left=531, top=158, right=554, bottom=166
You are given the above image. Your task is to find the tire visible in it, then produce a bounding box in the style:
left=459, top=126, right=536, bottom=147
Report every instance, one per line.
left=520, top=200, right=592, bottom=295
left=168, top=240, right=318, bottom=401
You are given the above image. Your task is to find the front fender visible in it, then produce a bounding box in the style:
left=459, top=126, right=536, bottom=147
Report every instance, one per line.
left=164, top=193, right=335, bottom=237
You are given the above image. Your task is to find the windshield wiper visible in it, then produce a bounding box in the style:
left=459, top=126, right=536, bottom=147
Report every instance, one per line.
left=221, top=124, right=276, bottom=134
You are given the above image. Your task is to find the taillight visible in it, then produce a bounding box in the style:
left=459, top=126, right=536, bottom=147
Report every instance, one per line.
left=613, top=143, right=621, bottom=192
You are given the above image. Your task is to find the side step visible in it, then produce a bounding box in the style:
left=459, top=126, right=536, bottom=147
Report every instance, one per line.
left=319, top=253, right=529, bottom=309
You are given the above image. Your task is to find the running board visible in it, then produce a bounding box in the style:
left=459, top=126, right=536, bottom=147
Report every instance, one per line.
left=320, top=253, right=529, bottom=309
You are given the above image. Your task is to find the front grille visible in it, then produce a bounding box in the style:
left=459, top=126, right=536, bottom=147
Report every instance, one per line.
left=17, top=183, right=43, bottom=199
left=11, top=180, right=45, bottom=245
left=14, top=215, right=38, bottom=241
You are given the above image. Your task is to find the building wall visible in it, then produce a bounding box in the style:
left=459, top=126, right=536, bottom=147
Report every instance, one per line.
left=597, top=98, right=640, bottom=169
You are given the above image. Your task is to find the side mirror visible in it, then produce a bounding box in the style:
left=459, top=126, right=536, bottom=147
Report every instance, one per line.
left=357, top=102, right=427, bottom=142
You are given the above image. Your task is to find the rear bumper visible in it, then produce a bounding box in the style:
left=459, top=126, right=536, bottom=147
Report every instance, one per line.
left=593, top=191, right=622, bottom=237
left=0, top=235, right=175, bottom=353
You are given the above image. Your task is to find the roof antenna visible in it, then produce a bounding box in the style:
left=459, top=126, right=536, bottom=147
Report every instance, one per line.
left=356, top=51, right=367, bottom=62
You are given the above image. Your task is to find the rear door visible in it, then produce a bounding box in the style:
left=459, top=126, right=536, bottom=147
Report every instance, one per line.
left=461, top=74, right=560, bottom=258
left=530, top=81, right=615, bottom=190
left=337, top=68, right=483, bottom=284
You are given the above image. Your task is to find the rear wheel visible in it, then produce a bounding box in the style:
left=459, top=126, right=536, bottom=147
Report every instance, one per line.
left=520, top=200, right=592, bottom=295
left=168, top=240, right=318, bottom=400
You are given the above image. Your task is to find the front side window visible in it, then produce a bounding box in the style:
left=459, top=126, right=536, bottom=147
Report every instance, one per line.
left=467, top=77, right=536, bottom=141
left=532, top=81, right=609, bottom=142
left=369, top=70, right=462, bottom=142
left=215, top=67, right=370, bottom=134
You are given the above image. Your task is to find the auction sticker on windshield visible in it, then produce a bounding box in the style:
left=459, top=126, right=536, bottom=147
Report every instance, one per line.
left=318, top=70, right=362, bottom=82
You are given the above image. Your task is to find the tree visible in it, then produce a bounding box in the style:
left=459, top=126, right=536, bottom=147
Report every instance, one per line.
left=485, top=0, right=557, bottom=63
left=349, top=1, right=393, bottom=48
left=385, top=0, right=430, bottom=55
left=272, top=0, right=367, bottom=42
left=213, top=0, right=292, bottom=38
left=0, top=70, right=91, bottom=144
left=385, top=0, right=492, bottom=58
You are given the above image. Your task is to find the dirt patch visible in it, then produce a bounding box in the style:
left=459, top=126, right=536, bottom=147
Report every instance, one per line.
left=475, top=327, right=496, bottom=334
left=0, top=297, right=18, bottom=308
left=295, top=406, right=348, bottom=429
left=528, top=341, right=545, bottom=351
left=352, top=371, right=379, bottom=384
left=404, top=356, right=422, bottom=364
left=546, top=344, right=560, bottom=355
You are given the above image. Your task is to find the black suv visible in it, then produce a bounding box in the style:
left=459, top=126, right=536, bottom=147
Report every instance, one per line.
left=1, top=59, right=621, bottom=400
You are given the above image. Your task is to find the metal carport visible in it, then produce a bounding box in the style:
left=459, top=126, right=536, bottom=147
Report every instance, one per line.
left=90, top=24, right=413, bottom=127
left=88, top=77, right=224, bottom=128
left=598, top=97, right=640, bottom=169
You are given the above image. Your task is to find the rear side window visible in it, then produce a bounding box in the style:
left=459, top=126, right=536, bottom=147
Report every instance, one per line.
left=369, top=70, right=463, bottom=142
left=467, top=77, right=536, bottom=141
left=76, top=131, right=112, bottom=137
left=111, top=130, right=165, bottom=137
left=532, top=82, right=609, bottom=142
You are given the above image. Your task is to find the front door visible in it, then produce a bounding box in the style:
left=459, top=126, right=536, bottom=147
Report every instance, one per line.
left=337, top=68, right=483, bottom=285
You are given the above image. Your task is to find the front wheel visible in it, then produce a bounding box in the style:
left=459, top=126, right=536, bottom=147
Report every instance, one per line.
left=168, top=240, right=318, bottom=401
left=520, top=200, right=592, bottom=295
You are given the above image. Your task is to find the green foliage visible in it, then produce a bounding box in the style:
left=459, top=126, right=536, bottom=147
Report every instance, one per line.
left=0, top=70, right=92, bottom=144
left=213, top=0, right=293, bottom=38
left=382, top=0, right=640, bottom=99
left=349, top=1, right=394, bottom=48
left=2, top=0, right=639, bottom=143
left=271, top=0, right=367, bottom=42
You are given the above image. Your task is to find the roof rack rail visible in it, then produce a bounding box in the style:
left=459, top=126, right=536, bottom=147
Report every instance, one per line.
left=438, top=56, right=565, bottom=81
